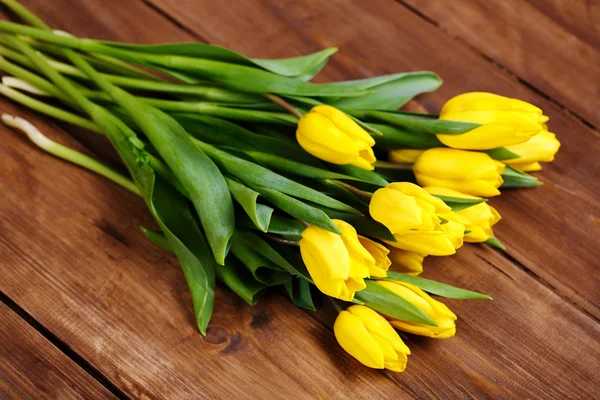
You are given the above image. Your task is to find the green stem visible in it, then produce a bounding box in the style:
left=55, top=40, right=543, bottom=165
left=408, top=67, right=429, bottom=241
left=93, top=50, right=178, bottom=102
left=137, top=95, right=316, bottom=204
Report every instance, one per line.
left=264, top=93, right=303, bottom=119
left=0, top=39, right=260, bottom=103
left=0, top=82, right=185, bottom=196
left=0, top=53, right=79, bottom=107
left=2, top=113, right=140, bottom=194
left=332, top=180, right=373, bottom=200
left=0, top=83, right=102, bottom=132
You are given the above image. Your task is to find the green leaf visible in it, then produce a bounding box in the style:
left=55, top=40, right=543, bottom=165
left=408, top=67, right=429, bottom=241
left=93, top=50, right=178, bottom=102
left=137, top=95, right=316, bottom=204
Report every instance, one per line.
left=485, top=147, right=520, bottom=161
left=257, top=187, right=340, bottom=234
left=326, top=71, right=443, bottom=110
left=218, top=257, right=268, bottom=305
left=354, top=110, right=480, bottom=134
left=501, top=165, right=542, bottom=188
left=226, top=178, right=273, bottom=232
left=175, top=114, right=321, bottom=166
left=130, top=103, right=235, bottom=265
left=432, top=194, right=487, bottom=211
left=485, top=236, right=506, bottom=251
left=368, top=123, right=444, bottom=149
left=229, top=230, right=292, bottom=286
left=246, top=151, right=364, bottom=182
left=237, top=228, right=310, bottom=280
left=99, top=41, right=336, bottom=78
left=263, top=214, right=305, bottom=241
left=86, top=42, right=366, bottom=97
left=140, top=227, right=267, bottom=305
left=318, top=180, right=369, bottom=209
left=328, top=164, right=389, bottom=187
left=323, top=211, right=396, bottom=242
left=98, top=112, right=217, bottom=335
left=139, top=226, right=170, bottom=251
left=194, top=140, right=360, bottom=214
left=253, top=48, right=336, bottom=79
left=384, top=272, right=492, bottom=300
left=284, top=278, right=315, bottom=310
left=354, top=280, right=437, bottom=326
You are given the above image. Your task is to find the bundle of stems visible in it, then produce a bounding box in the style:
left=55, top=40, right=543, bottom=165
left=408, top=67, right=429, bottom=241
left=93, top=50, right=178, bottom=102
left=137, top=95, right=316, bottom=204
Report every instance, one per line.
left=4, top=0, right=561, bottom=373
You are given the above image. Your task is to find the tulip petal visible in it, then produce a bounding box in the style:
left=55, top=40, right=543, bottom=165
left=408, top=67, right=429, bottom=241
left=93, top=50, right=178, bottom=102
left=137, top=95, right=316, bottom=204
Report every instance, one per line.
left=347, top=305, right=407, bottom=354
left=388, top=230, right=457, bottom=256
left=313, top=105, right=375, bottom=146
left=334, top=311, right=385, bottom=369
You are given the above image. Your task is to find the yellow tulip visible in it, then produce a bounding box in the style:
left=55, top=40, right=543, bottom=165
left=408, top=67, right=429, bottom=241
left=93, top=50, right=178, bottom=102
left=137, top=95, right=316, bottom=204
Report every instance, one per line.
left=296, top=105, right=376, bottom=170
left=377, top=281, right=457, bottom=339
left=414, top=148, right=505, bottom=197
left=425, top=187, right=501, bottom=243
left=370, top=182, right=462, bottom=256
left=300, top=219, right=374, bottom=301
left=437, top=92, right=548, bottom=150
left=358, top=236, right=391, bottom=278
left=334, top=305, right=411, bottom=372
left=387, top=247, right=425, bottom=276
left=389, top=149, right=425, bottom=164
left=504, top=131, right=561, bottom=171
left=438, top=211, right=469, bottom=249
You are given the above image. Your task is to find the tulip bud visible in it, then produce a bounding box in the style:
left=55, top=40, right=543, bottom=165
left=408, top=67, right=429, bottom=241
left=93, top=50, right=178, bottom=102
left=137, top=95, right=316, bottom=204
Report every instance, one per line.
left=438, top=211, right=469, bottom=249
left=389, top=148, right=425, bottom=164
left=387, top=247, right=425, bottom=276
left=504, top=131, right=561, bottom=171
left=376, top=281, right=457, bottom=339
left=437, top=92, right=548, bottom=150
left=414, top=148, right=505, bottom=197
left=358, top=236, right=391, bottom=278
left=370, top=182, right=463, bottom=256
left=296, top=105, right=376, bottom=170
left=300, top=219, right=375, bottom=301
left=425, top=187, right=501, bottom=243
left=334, top=305, right=411, bottom=372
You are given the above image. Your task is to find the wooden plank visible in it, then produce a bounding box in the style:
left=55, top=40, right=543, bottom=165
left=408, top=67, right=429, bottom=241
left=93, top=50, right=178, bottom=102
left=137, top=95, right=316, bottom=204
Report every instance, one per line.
left=400, top=0, right=600, bottom=127
left=1, top=106, right=598, bottom=398
left=0, top=0, right=598, bottom=398
left=142, top=0, right=600, bottom=318
left=0, top=302, right=116, bottom=400
left=0, top=99, right=407, bottom=398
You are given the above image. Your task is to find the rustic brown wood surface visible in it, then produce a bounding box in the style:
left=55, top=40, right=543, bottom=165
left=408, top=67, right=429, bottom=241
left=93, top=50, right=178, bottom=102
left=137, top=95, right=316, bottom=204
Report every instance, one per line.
left=0, top=302, right=116, bottom=399
left=0, top=0, right=598, bottom=399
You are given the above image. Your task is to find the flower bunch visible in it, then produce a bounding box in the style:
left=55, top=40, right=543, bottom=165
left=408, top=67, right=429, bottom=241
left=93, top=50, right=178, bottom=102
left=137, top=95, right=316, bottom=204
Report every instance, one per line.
left=0, top=0, right=557, bottom=373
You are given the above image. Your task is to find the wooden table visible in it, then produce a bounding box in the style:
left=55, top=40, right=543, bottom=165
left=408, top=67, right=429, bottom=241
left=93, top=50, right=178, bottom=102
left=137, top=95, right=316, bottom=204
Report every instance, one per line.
left=1, top=1, right=598, bottom=398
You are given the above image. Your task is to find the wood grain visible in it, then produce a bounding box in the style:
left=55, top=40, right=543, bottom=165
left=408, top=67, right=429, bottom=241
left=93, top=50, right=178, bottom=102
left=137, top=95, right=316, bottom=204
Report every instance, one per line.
left=0, top=99, right=407, bottom=398
left=1, top=108, right=598, bottom=398
left=0, top=302, right=116, bottom=400
left=402, top=0, right=600, bottom=127
left=0, top=0, right=598, bottom=399
left=143, top=0, right=600, bottom=318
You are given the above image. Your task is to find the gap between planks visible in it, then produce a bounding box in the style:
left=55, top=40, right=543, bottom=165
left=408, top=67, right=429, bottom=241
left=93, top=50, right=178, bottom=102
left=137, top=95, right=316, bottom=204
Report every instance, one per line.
left=136, top=0, right=600, bottom=326
left=1, top=0, right=596, bottom=395
left=0, top=290, right=131, bottom=400
left=394, top=0, right=598, bottom=132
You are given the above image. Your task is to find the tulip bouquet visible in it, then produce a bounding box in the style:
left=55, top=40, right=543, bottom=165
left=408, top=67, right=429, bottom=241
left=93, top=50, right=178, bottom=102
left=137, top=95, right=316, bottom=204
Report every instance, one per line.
left=0, top=0, right=559, bottom=373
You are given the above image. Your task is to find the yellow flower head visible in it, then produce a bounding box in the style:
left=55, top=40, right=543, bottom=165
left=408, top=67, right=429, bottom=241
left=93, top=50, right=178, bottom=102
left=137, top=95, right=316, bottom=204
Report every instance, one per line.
left=358, top=236, right=391, bottom=278
left=425, top=187, right=501, bottom=243
left=334, top=305, right=411, bottom=372
left=387, top=247, right=426, bottom=276
left=376, top=281, right=457, bottom=339
left=389, top=149, right=426, bottom=164
left=437, top=92, right=548, bottom=150
left=300, top=220, right=374, bottom=301
left=296, top=105, right=376, bottom=170
left=414, top=148, right=506, bottom=197
left=504, top=131, right=561, bottom=171
left=370, top=182, right=464, bottom=256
